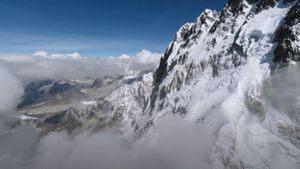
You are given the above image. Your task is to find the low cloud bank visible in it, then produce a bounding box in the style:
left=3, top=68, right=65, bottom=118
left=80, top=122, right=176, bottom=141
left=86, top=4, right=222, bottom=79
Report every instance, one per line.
left=1, top=49, right=300, bottom=169
left=33, top=51, right=82, bottom=59
left=0, top=58, right=212, bottom=169
left=0, top=49, right=161, bottom=83
left=0, top=49, right=163, bottom=169
left=0, top=116, right=214, bottom=169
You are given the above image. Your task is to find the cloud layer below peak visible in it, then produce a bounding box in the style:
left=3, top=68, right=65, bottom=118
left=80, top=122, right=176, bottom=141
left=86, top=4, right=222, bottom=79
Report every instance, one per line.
left=33, top=51, right=82, bottom=60
left=0, top=49, right=162, bottom=83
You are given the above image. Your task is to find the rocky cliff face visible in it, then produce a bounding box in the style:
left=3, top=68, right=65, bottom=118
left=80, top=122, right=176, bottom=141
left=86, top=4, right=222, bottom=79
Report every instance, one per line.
left=147, top=0, right=300, bottom=117
left=137, top=0, right=300, bottom=168
left=274, top=1, right=300, bottom=61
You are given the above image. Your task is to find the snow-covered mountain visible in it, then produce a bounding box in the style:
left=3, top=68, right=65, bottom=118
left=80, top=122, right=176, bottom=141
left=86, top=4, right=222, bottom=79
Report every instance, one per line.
left=18, top=71, right=153, bottom=136
left=141, top=0, right=300, bottom=168
left=19, top=0, right=300, bottom=168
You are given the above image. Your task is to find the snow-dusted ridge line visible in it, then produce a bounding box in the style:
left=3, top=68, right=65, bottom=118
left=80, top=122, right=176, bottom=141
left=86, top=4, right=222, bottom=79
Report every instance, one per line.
left=136, top=0, right=300, bottom=168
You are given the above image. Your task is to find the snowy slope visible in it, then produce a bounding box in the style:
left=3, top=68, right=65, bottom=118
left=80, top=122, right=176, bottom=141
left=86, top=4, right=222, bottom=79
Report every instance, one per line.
left=135, top=0, right=300, bottom=168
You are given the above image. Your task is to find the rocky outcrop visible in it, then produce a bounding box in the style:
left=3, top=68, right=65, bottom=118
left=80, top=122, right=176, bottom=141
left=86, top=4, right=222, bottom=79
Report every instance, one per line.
left=274, top=0, right=300, bottom=62
left=150, top=9, right=220, bottom=112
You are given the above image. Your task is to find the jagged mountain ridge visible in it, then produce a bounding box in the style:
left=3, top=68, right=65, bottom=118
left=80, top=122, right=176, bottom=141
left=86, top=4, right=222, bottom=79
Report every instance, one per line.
left=150, top=0, right=297, bottom=115
left=19, top=0, right=300, bottom=168
left=137, top=0, right=300, bottom=168
left=144, top=0, right=300, bottom=120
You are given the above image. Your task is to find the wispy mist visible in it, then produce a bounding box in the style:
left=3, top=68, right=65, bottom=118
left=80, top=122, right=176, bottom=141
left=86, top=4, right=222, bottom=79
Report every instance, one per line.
left=263, top=64, right=300, bottom=123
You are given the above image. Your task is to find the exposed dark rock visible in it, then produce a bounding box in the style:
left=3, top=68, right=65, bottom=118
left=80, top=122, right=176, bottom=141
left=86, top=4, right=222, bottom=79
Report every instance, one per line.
left=153, top=44, right=173, bottom=86
left=18, top=80, right=53, bottom=109
left=274, top=1, right=300, bottom=62
left=49, top=82, right=73, bottom=95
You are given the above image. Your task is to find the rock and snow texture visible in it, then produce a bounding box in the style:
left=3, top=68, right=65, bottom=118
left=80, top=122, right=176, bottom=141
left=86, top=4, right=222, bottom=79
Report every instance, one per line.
left=19, top=72, right=154, bottom=137
left=274, top=1, right=300, bottom=61
left=136, top=0, right=300, bottom=168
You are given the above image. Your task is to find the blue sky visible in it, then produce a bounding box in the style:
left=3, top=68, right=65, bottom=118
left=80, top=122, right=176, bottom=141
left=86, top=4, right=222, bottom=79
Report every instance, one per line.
left=0, top=0, right=225, bottom=57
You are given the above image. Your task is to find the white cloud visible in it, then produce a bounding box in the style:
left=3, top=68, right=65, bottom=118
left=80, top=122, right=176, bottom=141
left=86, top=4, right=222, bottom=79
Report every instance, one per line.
left=50, top=53, right=66, bottom=58
left=22, top=115, right=213, bottom=169
left=133, top=49, right=161, bottom=64
left=0, top=48, right=164, bottom=169
left=33, top=50, right=48, bottom=58
left=66, top=52, right=81, bottom=59
left=0, top=49, right=162, bottom=84
left=32, top=51, right=82, bottom=60
left=118, top=54, right=131, bottom=60
left=32, top=49, right=161, bottom=63
left=118, top=49, right=161, bottom=65
left=0, top=65, right=23, bottom=113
